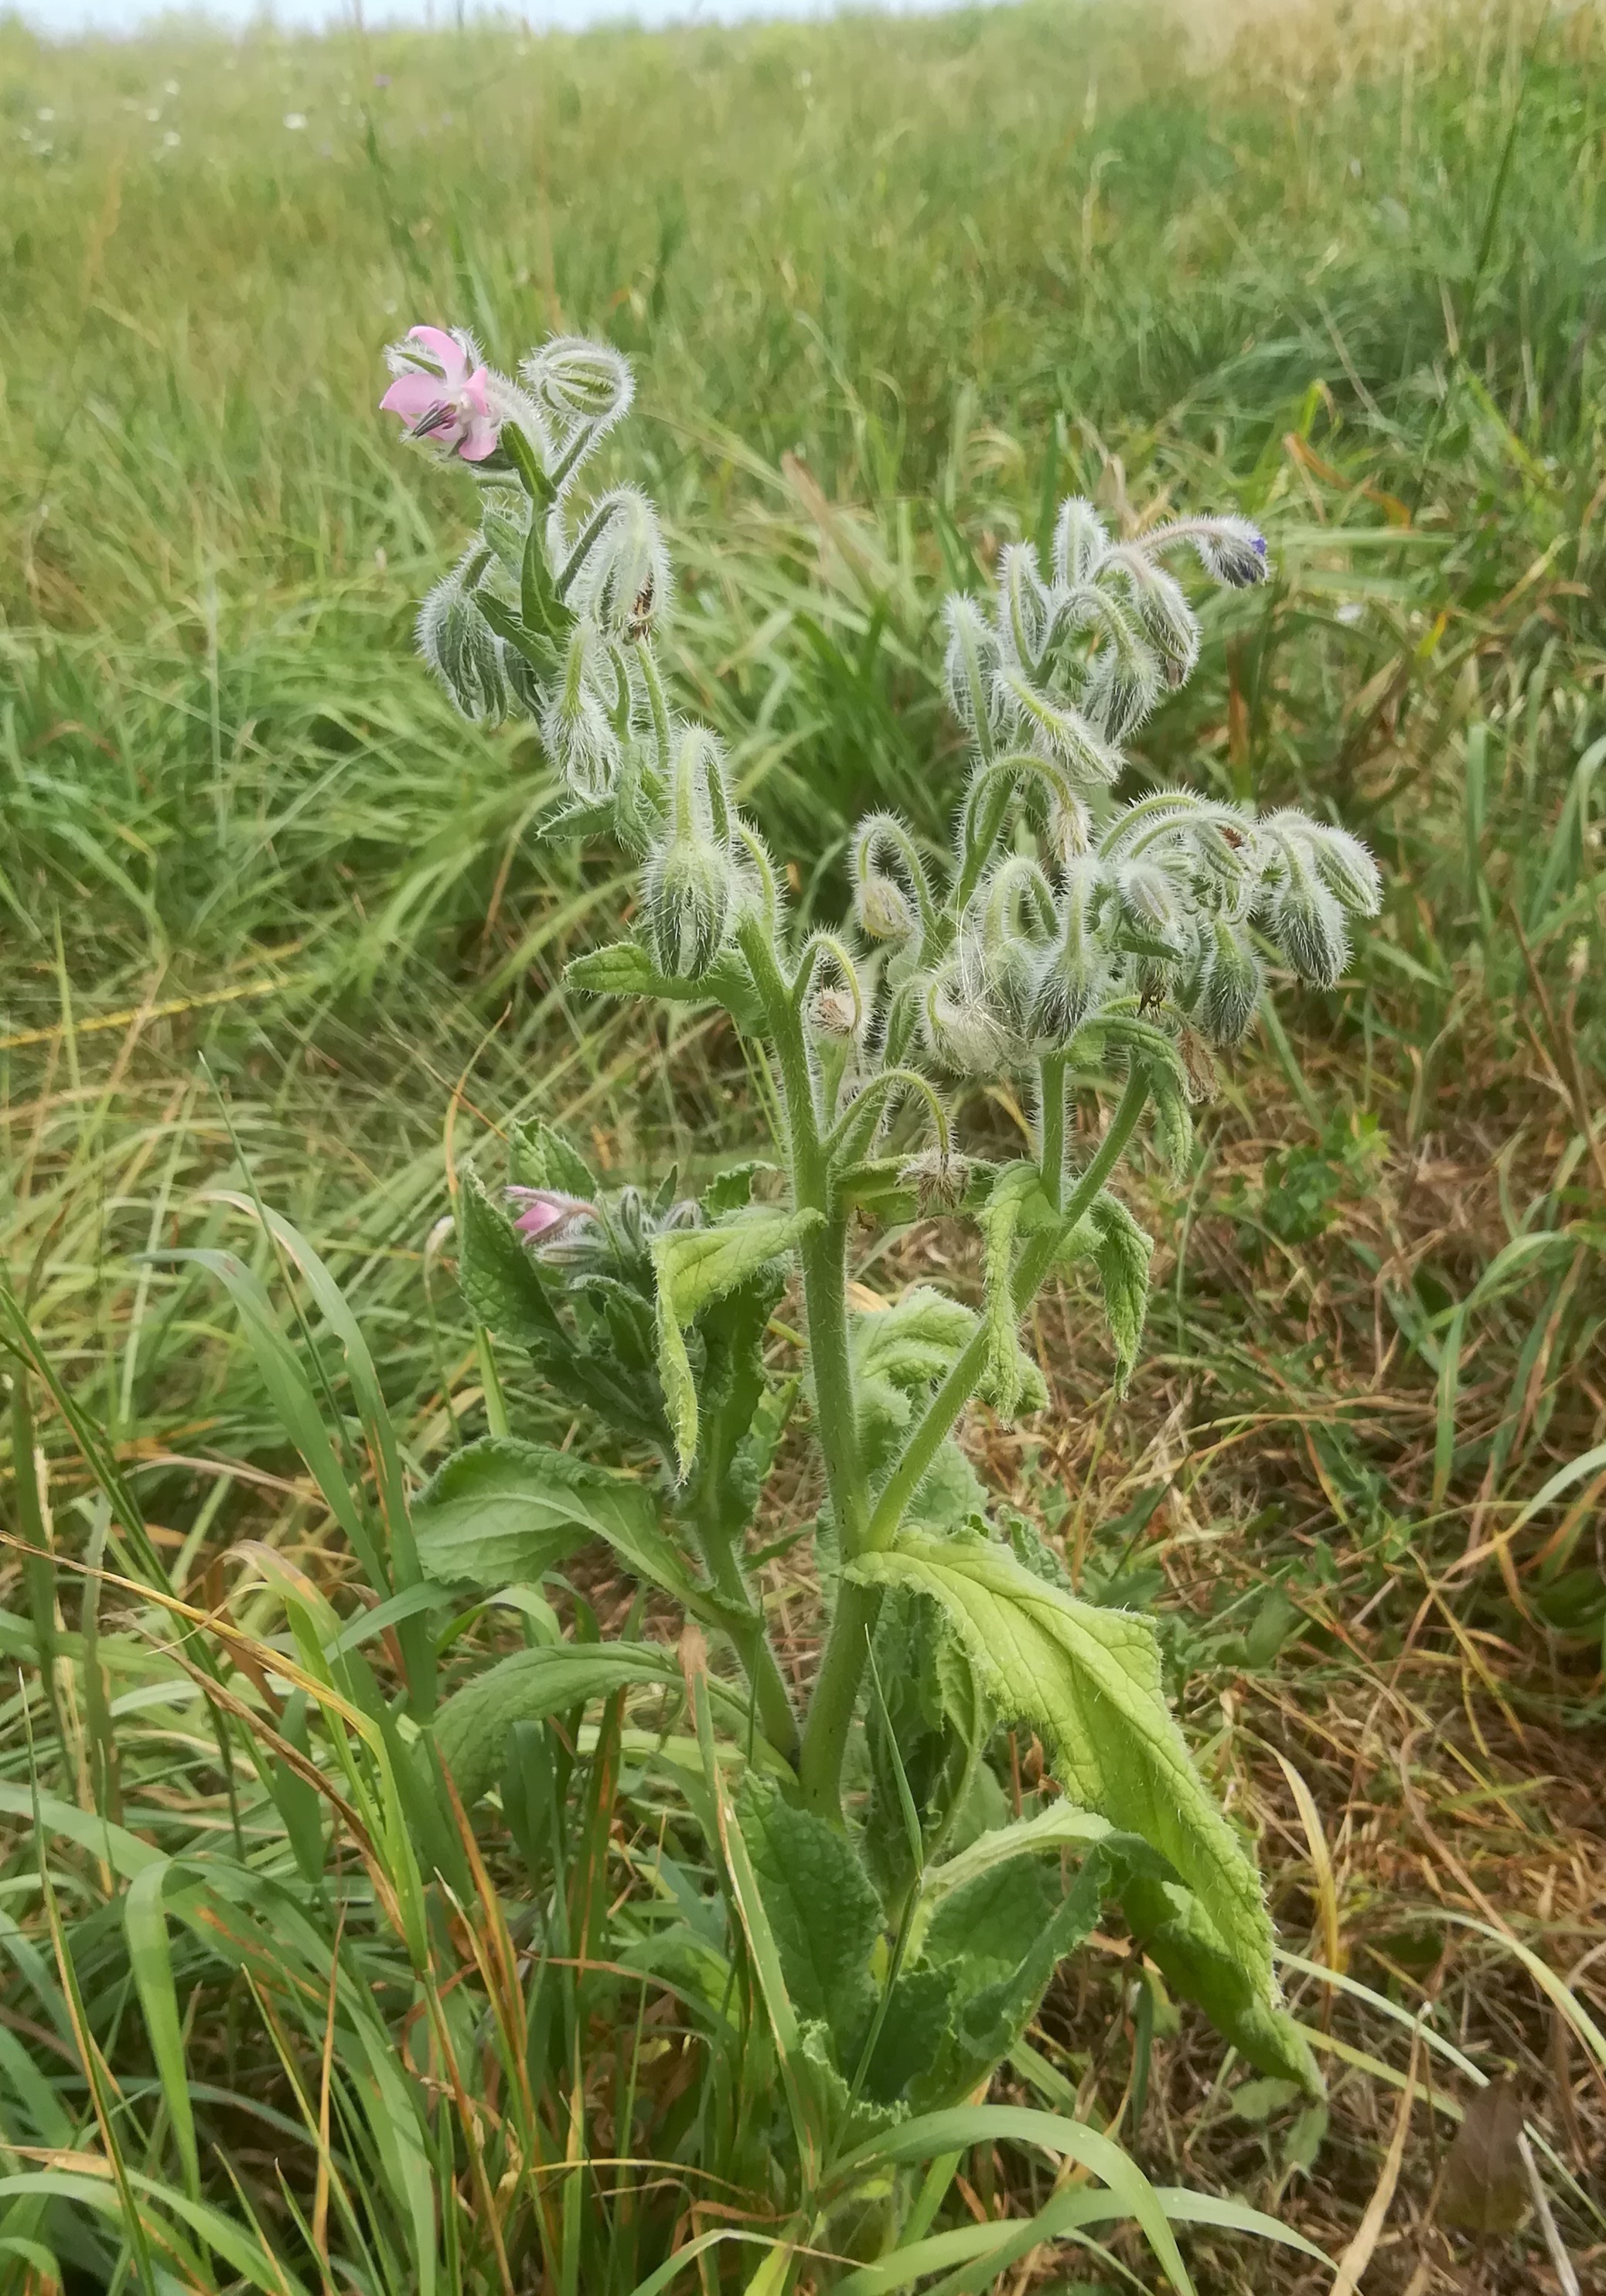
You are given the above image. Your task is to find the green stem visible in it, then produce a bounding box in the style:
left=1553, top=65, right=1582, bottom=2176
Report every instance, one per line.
left=738, top=916, right=876, bottom=1825
left=690, top=1503, right=799, bottom=1762
left=796, top=1070, right=1151, bottom=1823
left=1038, top=1051, right=1069, bottom=1212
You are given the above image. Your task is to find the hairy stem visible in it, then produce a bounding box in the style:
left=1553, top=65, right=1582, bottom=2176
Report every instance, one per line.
left=688, top=1499, right=799, bottom=1762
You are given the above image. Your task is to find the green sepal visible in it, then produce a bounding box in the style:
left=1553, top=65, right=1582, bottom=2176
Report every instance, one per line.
left=470, top=585, right=561, bottom=677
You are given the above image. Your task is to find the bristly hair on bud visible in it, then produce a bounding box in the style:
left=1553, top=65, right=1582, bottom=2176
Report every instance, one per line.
left=643, top=725, right=737, bottom=981
left=542, top=620, right=624, bottom=803
left=851, top=813, right=931, bottom=950
left=567, top=486, right=673, bottom=641
left=417, top=556, right=506, bottom=722
left=1143, top=514, right=1270, bottom=590
left=1052, top=496, right=1111, bottom=588
left=520, top=336, right=634, bottom=446
left=943, top=595, right=1006, bottom=753
left=1195, top=918, right=1263, bottom=1044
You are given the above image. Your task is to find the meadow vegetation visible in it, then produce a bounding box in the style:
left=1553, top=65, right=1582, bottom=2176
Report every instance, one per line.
left=1, top=0, right=1604, bottom=2289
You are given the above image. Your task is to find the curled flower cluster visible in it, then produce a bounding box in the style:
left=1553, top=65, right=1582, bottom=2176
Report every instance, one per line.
left=383, top=328, right=1381, bottom=1121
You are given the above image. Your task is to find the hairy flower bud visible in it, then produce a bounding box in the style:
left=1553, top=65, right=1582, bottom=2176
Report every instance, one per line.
left=1052, top=496, right=1110, bottom=588
left=1196, top=918, right=1263, bottom=1044
left=418, top=565, right=506, bottom=722
left=997, top=541, right=1053, bottom=672
left=922, top=950, right=1010, bottom=1076
left=568, top=486, right=673, bottom=640
left=541, top=621, right=622, bottom=801
left=1110, top=548, right=1201, bottom=683
left=1083, top=616, right=1162, bottom=742
left=1031, top=860, right=1113, bottom=1040
left=809, top=984, right=860, bottom=1040
left=898, top=1145, right=970, bottom=1213
left=851, top=813, right=932, bottom=950
left=999, top=669, right=1120, bottom=786
left=943, top=595, right=1006, bottom=753
left=1146, top=514, right=1270, bottom=589
left=1117, top=858, right=1188, bottom=948
left=643, top=725, right=736, bottom=979
left=520, top=335, right=634, bottom=435
left=1300, top=819, right=1383, bottom=916
left=1267, top=868, right=1350, bottom=988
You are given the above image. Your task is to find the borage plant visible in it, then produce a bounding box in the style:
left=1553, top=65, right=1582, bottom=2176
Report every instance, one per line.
left=381, top=324, right=1381, bottom=2283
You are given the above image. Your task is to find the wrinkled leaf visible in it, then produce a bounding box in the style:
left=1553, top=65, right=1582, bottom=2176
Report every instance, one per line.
left=414, top=1436, right=659, bottom=1587
left=652, top=1206, right=823, bottom=1475
left=509, top=1118, right=595, bottom=1198
left=850, top=1534, right=1277, bottom=2036
left=737, top=1774, right=881, bottom=2063
left=1123, top=1873, right=1321, bottom=2094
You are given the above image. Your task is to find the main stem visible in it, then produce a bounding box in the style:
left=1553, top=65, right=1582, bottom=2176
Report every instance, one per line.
left=736, top=919, right=872, bottom=1812
left=797, top=1066, right=1152, bottom=1823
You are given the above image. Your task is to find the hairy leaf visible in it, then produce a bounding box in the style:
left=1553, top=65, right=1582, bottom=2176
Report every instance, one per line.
left=850, top=1534, right=1277, bottom=2024
left=652, top=1206, right=823, bottom=1475
left=736, top=1774, right=881, bottom=2062
left=413, top=1437, right=659, bottom=1587
left=975, top=1165, right=1054, bottom=1420
left=457, top=1168, right=563, bottom=1349
left=567, top=940, right=763, bottom=1031
left=1083, top=1189, right=1154, bottom=1394
left=435, top=1641, right=750, bottom=1804
left=1122, top=1873, right=1322, bottom=2096
left=509, top=1118, right=595, bottom=1198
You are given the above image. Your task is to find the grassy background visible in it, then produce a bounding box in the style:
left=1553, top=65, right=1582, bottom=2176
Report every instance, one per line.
left=2, top=0, right=1604, bottom=2287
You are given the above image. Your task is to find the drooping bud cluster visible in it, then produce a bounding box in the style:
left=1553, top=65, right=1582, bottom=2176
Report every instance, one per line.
left=384, top=329, right=1383, bottom=1122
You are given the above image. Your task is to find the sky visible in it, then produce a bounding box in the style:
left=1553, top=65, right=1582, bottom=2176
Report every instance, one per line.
left=19, top=0, right=908, bottom=34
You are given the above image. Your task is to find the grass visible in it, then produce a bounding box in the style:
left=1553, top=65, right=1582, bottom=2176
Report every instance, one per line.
left=2, top=0, right=1605, bottom=2287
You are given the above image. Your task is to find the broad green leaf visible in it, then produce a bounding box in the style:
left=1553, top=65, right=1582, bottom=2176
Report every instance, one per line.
left=413, top=1435, right=660, bottom=1588
left=652, top=1206, right=823, bottom=1475
left=854, top=1286, right=977, bottom=1458
left=702, top=1159, right=777, bottom=1216
left=435, top=1640, right=752, bottom=1804
left=1122, top=1871, right=1322, bottom=2095
left=509, top=1117, right=595, bottom=1197
left=1098, top=1018, right=1195, bottom=1173
left=917, top=1803, right=1114, bottom=1929
left=912, top=1851, right=1106, bottom=2106
left=849, top=1534, right=1276, bottom=2025
left=736, top=1775, right=881, bottom=2062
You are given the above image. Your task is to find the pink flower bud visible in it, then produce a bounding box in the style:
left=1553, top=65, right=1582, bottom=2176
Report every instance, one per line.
left=506, top=1187, right=594, bottom=1243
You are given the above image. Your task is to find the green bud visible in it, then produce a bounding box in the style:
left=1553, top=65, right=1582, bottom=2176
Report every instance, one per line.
left=643, top=725, right=736, bottom=979
left=418, top=565, right=506, bottom=723
left=1196, top=918, right=1263, bottom=1044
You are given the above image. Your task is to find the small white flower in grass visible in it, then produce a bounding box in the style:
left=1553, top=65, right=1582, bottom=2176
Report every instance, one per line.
left=163, top=131, right=180, bottom=148
left=284, top=112, right=308, bottom=131
left=37, top=107, right=54, bottom=121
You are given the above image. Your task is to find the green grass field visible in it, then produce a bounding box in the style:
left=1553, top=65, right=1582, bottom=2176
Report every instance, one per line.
left=2, top=0, right=1605, bottom=2287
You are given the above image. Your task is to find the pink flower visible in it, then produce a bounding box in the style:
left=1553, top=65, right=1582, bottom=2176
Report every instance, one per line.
left=380, top=326, right=500, bottom=462
left=506, top=1187, right=594, bottom=1243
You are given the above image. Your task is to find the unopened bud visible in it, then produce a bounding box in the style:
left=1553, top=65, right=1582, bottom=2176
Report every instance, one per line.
left=1269, top=871, right=1350, bottom=988
left=922, top=956, right=1009, bottom=1076
left=1085, top=633, right=1161, bottom=742
left=943, top=595, right=1005, bottom=751
left=644, top=835, right=735, bottom=980
left=1196, top=919, right=1262, bottom=1044
left=520, top=336, right=634, bottom=433
left=997, top=541, right=1052, bottom=670
left=1117, top=858, right=1186, bottom=945
left=1183, top=516, right=1270, bottom=588
left=645, top=723, right=735, bottom=978
left=418, top=569, right=506, bottom=722
left=809, top=985, right=859, bottom=1040
left=541, top=626, right=622, bottom=802
left=1001, top=670, right=1120, bottom=785
left=1111, top=549, right=1200, bottom=678
left=570, top=486, right=673, bottom=640
left=1304, top=820, right=1383, bottom=916
left=1052, top=496, right=1110, bottom=587
left=898, top=1145, right=970, bottom=1213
